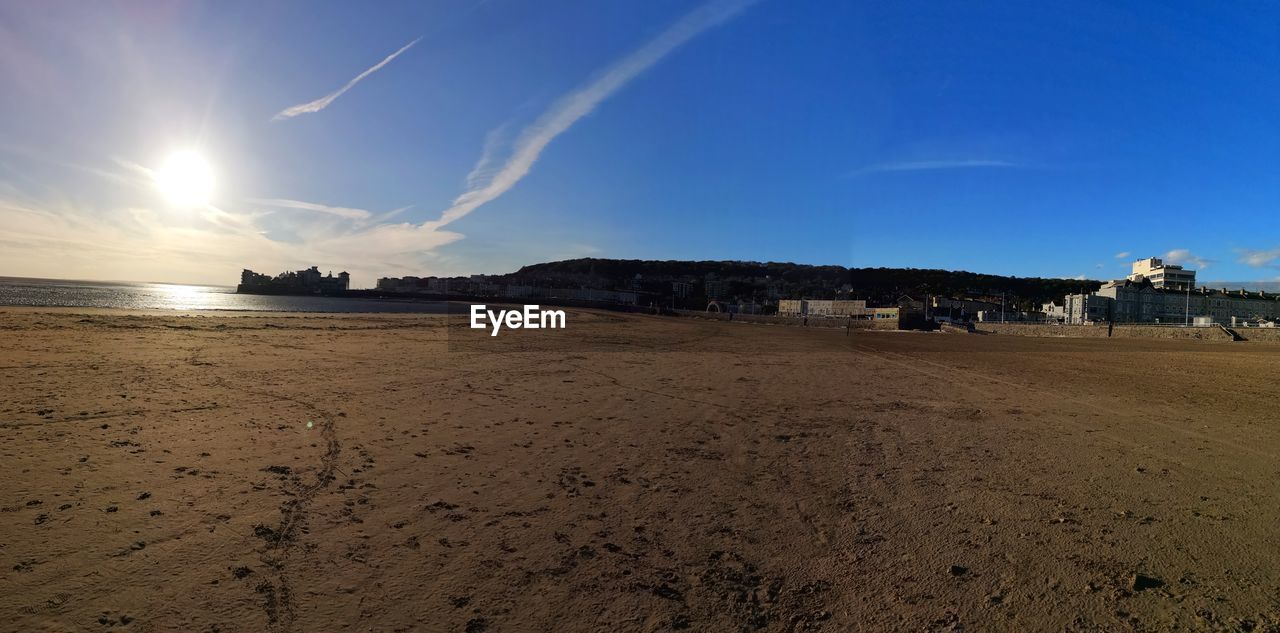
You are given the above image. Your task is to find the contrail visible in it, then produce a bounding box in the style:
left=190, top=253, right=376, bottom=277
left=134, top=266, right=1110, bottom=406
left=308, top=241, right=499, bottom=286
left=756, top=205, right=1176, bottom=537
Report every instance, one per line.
left=427, top=0, right=759, bottom=229
left=249, top=198, right=372, bottom=222
left=848, top=159, right=1016, bottom=176
left=273, top=36, right=422, bottom=121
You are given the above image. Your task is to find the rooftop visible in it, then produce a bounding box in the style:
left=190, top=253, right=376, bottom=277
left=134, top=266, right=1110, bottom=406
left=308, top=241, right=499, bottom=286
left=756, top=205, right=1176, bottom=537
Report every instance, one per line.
left=1103, top=277, right=1278, bottom=301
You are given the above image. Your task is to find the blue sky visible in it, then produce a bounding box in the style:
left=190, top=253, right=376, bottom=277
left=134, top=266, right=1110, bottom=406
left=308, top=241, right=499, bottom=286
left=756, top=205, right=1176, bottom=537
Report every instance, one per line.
left=3, top=0, right=1280, bottom=286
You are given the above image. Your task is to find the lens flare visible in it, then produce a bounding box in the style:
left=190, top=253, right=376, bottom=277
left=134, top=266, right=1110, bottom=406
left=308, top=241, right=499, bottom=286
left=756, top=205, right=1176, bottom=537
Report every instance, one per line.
left=154, top=151, right=214, bottom=207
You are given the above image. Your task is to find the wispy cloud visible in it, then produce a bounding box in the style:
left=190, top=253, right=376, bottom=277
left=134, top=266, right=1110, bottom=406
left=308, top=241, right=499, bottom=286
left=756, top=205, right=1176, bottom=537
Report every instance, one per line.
left=464, top=123, right=512, bottom=191
left=0, top=2, right=759, bottom=285
left=1163, top=248, right=1212, bottom=269
left=1114, top=251, right=1130, bottom=259
left=1236, top=247, right=1280, bottom=269
left=273, top=36, right=422, bottom=121
left=425, top=0, right=759, bottom=229
left=848, top=159, right=1015, bottom=177
left=249, top=198, right=373, bottom=222
left=370, top=205, right=413, bottom=224
left=0, top=185, right=463, bottom=285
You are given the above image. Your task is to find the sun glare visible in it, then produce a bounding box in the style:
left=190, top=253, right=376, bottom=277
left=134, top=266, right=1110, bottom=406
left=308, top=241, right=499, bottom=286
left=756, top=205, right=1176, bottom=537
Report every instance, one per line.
left=154, top=150, right=214, bottom=207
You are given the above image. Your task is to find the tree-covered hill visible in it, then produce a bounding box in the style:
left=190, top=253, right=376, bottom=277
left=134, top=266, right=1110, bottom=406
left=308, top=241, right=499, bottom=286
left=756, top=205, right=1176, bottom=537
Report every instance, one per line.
left=502, top=258, right=1101, bottom=308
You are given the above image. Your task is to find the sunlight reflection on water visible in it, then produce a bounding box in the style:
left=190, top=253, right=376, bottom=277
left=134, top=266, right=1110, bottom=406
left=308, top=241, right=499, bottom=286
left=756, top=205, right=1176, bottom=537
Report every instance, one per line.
left=0, top=278, right=447, bottom=313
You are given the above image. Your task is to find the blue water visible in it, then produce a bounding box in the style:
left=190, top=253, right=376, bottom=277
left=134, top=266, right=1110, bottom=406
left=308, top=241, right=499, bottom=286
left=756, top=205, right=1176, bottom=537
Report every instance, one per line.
left=0, top=277, right=449, bottom=313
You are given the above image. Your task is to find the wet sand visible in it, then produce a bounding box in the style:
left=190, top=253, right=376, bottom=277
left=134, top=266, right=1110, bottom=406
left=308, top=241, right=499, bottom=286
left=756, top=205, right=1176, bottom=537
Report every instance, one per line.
left=3, top=308, right=1280, bottom=631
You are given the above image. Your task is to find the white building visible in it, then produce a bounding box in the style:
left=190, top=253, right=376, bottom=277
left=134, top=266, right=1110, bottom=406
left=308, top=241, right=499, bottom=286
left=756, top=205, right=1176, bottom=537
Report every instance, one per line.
left=1042, top=301, right=1066, bottom=322
left=778, top=299, right=868, bottom=317
left=1063, top=278, right=1280, bottom=324
left=1127, top=257, right=1196, bottom=291
left=1064, top=292, right=1113, bottom=323
left=778, top=299, right=805, bottom=316
left=815, top=300, right=867, bottom=317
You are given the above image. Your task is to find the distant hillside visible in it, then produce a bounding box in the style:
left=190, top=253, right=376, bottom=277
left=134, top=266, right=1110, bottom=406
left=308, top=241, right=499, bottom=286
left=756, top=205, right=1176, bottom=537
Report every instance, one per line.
left=504, top=258, right=1101, bottom=309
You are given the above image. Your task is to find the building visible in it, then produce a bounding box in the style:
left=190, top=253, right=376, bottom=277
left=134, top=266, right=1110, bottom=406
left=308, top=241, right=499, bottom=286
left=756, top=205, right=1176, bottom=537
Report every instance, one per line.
left=1127, top=257, right=1196, bottom=291
left=1063, top=291, right=1113, bottom=323
left=930, top=297, right=1000, bottom=322
left=776, top=299, right=867, bottom=317
left=1094, top=278, right=1189, bottom=323
left=504, top=285, right=536, bottom=299
left=239, top=266, right=348, bottom=294
left=241, top=269, right=271, bottom=287
left=704, top=273, right=725, bottom=300
left=870, top=307, right=900, bottom=321
left=977, top=309, right=1047, bottom=323
left=1053, top=256, right=1220, bottom=323
left=778, top=299, right=804, bottom=317
left=1061, top=277, right=1280, bottom=324
left=1041, top=301, right=1066, bottom=323
left=805, top=299, right=867, bottom=317
left=892, top=295, right=923, bottom=313
left=557, top=288, right=638, bottom=305
left=376, top=276, right=417, bottom=292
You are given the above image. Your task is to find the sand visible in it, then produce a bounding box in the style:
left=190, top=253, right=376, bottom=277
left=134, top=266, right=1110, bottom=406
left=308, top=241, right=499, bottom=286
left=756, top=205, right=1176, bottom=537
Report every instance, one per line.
left=3, top=307, right=1280, bottom=631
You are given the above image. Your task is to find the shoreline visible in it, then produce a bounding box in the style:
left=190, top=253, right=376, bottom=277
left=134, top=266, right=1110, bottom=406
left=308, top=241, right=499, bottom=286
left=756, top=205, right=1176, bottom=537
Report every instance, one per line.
left=0, top=304, right=458, bottom=318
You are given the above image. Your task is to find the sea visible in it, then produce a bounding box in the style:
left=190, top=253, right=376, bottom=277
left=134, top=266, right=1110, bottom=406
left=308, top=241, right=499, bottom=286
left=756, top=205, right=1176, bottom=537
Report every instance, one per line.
left=0, top=277, right=449, bottom=313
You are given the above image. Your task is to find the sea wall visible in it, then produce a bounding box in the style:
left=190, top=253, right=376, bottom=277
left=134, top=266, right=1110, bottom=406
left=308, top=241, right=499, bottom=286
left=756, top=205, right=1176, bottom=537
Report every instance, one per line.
left=975, top=323, right=1232, bottom=341
left=974, top=324, right=1110, bottom=338
left=1112, top=326, right=1232, bottom=340
left=673, top=310, right=899, bottom=330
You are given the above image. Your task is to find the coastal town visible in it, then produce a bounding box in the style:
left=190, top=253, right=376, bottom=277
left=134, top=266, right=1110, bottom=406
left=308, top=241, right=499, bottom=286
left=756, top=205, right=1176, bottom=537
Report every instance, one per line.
left=14, top=0, right=1280, bottom=629
left=239, top=255, right=1280, bottom=331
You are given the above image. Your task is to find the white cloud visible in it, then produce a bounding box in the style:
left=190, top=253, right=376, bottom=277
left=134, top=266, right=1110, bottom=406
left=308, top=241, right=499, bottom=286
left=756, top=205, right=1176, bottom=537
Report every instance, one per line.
left=0, top=186, right=462, bottom=286
left=848, top=159, right=1015, bottom=176
left=370, top=205, right=413, bottom=223
left=464, top=123, right=512, bottom=191
left=1114, top=251, right=1130, bottom=259
left=1163, top=248, right=1212, bottom=270
left=249, top=198, right=373, bottom=222
left=273, top=36, right=422, bottom=121
left=424, top=0, right=759, bottom=230
left=0, top=2, right=760, bottom=285
left=1237, top=248, right=1280, bottom=269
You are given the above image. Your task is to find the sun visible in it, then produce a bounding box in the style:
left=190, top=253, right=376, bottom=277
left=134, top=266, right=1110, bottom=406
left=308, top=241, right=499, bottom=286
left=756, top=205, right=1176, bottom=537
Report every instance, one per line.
left=154, top=150, right=214, bottom=207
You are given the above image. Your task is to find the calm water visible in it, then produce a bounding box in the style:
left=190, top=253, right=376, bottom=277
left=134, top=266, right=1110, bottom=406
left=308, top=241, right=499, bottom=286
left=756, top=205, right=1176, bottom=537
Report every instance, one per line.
left=0, top=277, right=449, bottom=313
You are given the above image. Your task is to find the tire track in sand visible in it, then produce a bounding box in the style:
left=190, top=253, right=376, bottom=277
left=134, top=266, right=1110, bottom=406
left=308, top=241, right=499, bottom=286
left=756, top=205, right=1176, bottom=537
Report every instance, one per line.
left=216, top=380, right=342, bottom=632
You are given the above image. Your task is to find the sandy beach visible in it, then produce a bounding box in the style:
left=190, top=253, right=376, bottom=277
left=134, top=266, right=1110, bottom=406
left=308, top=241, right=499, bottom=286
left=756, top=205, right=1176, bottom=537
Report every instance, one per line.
left=4, top=307, right=1280, bottom=631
